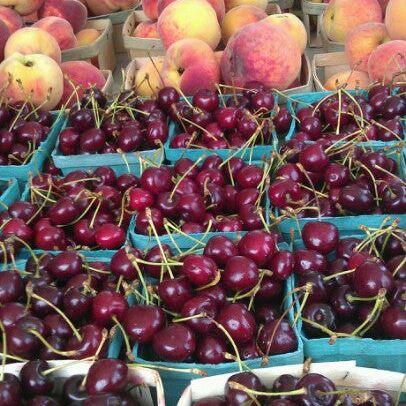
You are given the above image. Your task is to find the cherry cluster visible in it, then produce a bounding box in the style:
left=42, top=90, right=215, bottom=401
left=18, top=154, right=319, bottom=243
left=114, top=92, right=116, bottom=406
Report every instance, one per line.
left=0, top=102, right=55, bottom=166
left=58, top=87, right=168, bottom=156
left=193, top=369, right=395, bottom=406
left=293, top=221, right=405, bottom=340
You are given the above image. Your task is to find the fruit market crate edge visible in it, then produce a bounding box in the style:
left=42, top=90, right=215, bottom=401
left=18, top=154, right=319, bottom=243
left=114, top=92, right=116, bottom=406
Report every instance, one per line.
left=0, top=178, right=20, bottom=212
left=0, top=112, right=64, bottom=183
left=301, top=0, right=328, bottom=48
left=177, top=361, right=406, bottom=406
left=51, top=116, right=165, bottom=176
left=4, top=360, right=166, bottom=406
left=131, top=267, right=304, bottom=406
left=61, top=19, right=116, bottom=72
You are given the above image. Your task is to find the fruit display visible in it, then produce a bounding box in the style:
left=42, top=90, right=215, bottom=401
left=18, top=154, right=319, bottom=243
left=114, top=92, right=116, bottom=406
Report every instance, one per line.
left=2, top=359, right=165, bottom=405
left=177, top=361, right=405, bottom=406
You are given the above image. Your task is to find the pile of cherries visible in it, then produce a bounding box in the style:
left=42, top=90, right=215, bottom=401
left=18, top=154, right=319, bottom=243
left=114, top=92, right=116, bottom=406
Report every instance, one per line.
left=0, top=358, right=141, bottom=405
left=287, top=86, right=405, bottom=143
left=168, top=83, right=292, bottom=150
left=0, top=166, right=139, bottom=253
left=269, top=143, right=405, bottom=217
left=123, top=231, right=298, bottom=364
left=132, top=155, right=270, bottom=237
left=0, top=101, right=55, bottom=166
left=0, top=249, right=145, bottom=361
left=58, top=87, right=169, bottom=155
left=193, top=369, right=396, bottom=406
left=292, top=221, right=405, bottom=340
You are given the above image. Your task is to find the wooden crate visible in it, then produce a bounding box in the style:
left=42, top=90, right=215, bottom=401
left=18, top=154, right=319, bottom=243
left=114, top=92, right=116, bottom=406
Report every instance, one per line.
left=279, top=53, right=313, bottom=103
left=101, top=69, right=114, bottom=96
left=269, top=0, right=294, bottom=10
left=123, top=10, right=164, bottom=60
left=320, top=14, right=345, bottom=52
left=88, top=3, right=141, bottom=53
left=312, top=51, right=350, bottom=91
left=301, top=0, right=327, bottom=47
left=62, top=19, right=116, bottom=71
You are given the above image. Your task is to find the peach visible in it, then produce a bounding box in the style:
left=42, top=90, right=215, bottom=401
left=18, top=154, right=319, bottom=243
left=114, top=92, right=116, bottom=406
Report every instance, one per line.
left=60, top=60, right=106, bottom=107
left=157, top=0, right=221, bottom=50
left=385, top=0, right=406, bottom=40
left=85, top=0, right=138, bottom=16
left=132, top=21, right=159, bottom=38
left=38, top=0, right=87, bottom=33
left=378, top=0, right=389, bottom=12
left=214, top=50, right=222, bottom=65
left=22, top=10, right=37, bottom=22
left=221, top=5, right=266, bottom=45
left=157, top=0, right=225, bottom=22
left=0, top=19, right=9, bottom=61
left=324, top=70, right=371, bottom=90
left=142, top=0, right=158, bottom=20
left=224, top=0, right=266, bottom=12
left=345, top=23, right=390, bottom=72
left=5, top=27, right=61, bottom=63
left=0, top=52, right=63, bottom=110
left=263, top=13, right=307, bottom=54
left=76, top=28, right=101, bottom=46
left=33, top=16, right=77, bottom=50
left=0, top=0, right=43, bottom=16
left=221, top=21, right=301, bottom=90
left=134, top=57, right=164, bottom=96
left=368, top=40, right=406, bottom=84
left=161, top=38, right=220, bottom=95
left=322, top=0, right=382, bottom=43
left=0, top=6, right=23, bottom=32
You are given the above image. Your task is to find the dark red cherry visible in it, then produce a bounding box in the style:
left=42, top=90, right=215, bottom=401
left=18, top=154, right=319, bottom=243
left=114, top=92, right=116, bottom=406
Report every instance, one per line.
left=295, top=373, right=337, bottom=406
left=66, top=324, right=107, bottom=359
left=0, top=373, right=22, bottom=406
left=181, top=296, right=217, bottom=334
left=158, top=276, right=193, bottom=312
left=257, top=319, right=297, bottom=355
left=302, top=303, right=336, bottom=338
left=353, top=261, right=393, bottom=297
left=238, top=230, right=277, bottom=267
left=381, top=306, right=406, bottom=339
left=339, top=184, right=374, bottom=214
left=225, top=372, right=264, bottom=406
left=302, top=221, right=339, bottom=255
left=269, top=251, right=294, bottom=280
left=196, top=335, right=226, bottom=364
left=0, top=271, right=24, bottom=304
left=91, top=290, right=129, bottom=327
left=48, top=252, right=82, bottom=280
left=181, top=254, right=218, bottom=287
left=20, top=360, right=53, bottom=397
left=294, top=250, right=328, bottom=275
left=223, top=256, right=259, bottom=293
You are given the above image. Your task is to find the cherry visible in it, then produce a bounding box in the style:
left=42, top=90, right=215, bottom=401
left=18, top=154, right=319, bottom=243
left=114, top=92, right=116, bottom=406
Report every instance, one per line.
left=302, top=221, right=339, bottom=255
left=300, top=116, right=322, bottom=140
left=269, top=251, right=294, bottom=280
left=140, top=167, right=172, bottom=195
left=272, top=374, right=298, bottom=396
left=59, top=128, right=81, bottom=155
left=257, top=319, right=297, bottom=355
left=238, top=230, right=276, bottom=267
left=298, top=272, right=329, bottom=304
left=339, top=184, right=374, bottom=214
left=181, top=296, right=217, bottom=334
left=83, top=393, right=134, bottom=405
left=69, top=108, right=95, bottom=132
left=94, top=223, right=125, bottom=249
left=0, top=373, right=22, bottom=406
left=0, top=271, right=24, bottom=304
left=31, top=285, right=63, bottom=317
left=2, top=218, right=33, bottom=242
left=73, top=219, right=96, bottom=246
left=152, top=323, right=196, bottom=361
left=43, top=314, right=72, bottom=339
left=116, top=174, right=139, bottom=193
left=20, top=360, right=53, bottom=397
left=85, top=359, right=128, bottom=395
left=223, top=256, right=259, bottom=293
left=181, top=254, right=218, bottom=287
left=294, top=250, right=327, bottom=275
left=48, top=252, right=82, bottom=280
left=66, top=324, right=106, bottom=359
left=225, top=372, right=264, bottom=406
left=79, top=128, right=106, bottom=153
left=336, top=237, right=361, bottom=259
left=143, top=244, right=173, bottom=279
left=200, top=284, right=227, bottom=307
left=157, top=87, right=179, bottom=111
left=63, top=288, right=92, bottom=321
left=27, top=395, right=59, bottom=406
left=193, top=89, right=219, bottom=112
left=267, top=178, right=301, bottom=208
left=302, top=303, right=336, bottom=337
left=135, top=207, right=164, bottom=235
left=217, top=303, right=255, bottom=344
left=330, top=285, right=358, bottom=319
left=361, top=390, right=394, bottom=406
left=91, top=290, right=128, bottom=327
left=62, top=374, right=88, bottom=404
left=196, top=335, right=226, bottom=364
left=48, top=197, right=79, bottom=226
left=0, top=302, right=27, bottom=331
left=295, top=373, right=337, bottom=406
left=299, top=144, right=329, bottom=172
left=381, top=306, right=406, bottom=339
left=353, top=261, right=393, bottom=297
left=158, top=276, right=193, bottom=312
left=204, top=236, right=238, bottom=266
left=128, top=188, right=154, bottom=212
left=9, top=201, right=36, bottom=222
left=324, top=163, right=350, bottom=188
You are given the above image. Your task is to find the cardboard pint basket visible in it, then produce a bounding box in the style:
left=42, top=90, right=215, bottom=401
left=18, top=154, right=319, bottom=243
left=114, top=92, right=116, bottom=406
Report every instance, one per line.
left=4, top=360, right=165, bottom=406
left=177, top=361, right=406, bottom=406
left=301, top=0, right=328, bottom=47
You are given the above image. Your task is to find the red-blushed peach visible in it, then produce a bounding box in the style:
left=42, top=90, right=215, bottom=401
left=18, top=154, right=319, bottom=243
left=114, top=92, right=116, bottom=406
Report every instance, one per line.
left=60, top=60, right=106, bottom=107
left=85, top=0, right=138, bottom=16
left=368, top=40, right=406, bottom=84
left=142, top=0, right=158, bottom=20
left=5, top=27, right=61, bottom=63
left=322, top=0, right=382, bottom=43
left=263, top=13, right=307, bottom=54
left=0, top=0, right=44, bottom=16
left=0, top=52, right=63, bottom=110
left=0, top=19, right=9, bottom=61
left=157, top=0, right=225, bottom=22
left=38, top=0, right=87, bottom=33
left=324, top=70, right=371, bottom=90
left=134, top=57, right=164, bottom=96
left=378, top=0, right=389, bottom=12
left=76, top=28, right=101, bottom=46
left=161, top=38, right=220, bottom=95
left=385, top=0, right=406, bottom=40
left=345, top=23, right=390, bottom=72
left=33, top=16, right=77, bottom=50
left=22, top=10, right=38, bottom=22
left=0, top=6, right=23, bottom=33
left=157, top=0, right=221, bottom=50
left=221, top=21, right=301, bottom=90
left=224, top=0, right=266, bottom=12
left=214, top=50, right=222, bottom=65
left=221, top=5, right=266, bottom=45
left=132, top=21, right=159, bottom=38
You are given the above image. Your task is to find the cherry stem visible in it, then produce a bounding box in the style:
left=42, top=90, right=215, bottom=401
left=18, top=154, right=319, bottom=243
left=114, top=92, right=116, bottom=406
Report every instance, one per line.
left=42, top=356, right=94, bottom=376
left=27, top=181, right=54, bottom=224
left=111, top=315, right=134, bottom=362
left=195, top=270, right=222, bottom=291
left=293, top=282, right=312, bottom=327
left=125, top=249, right=150, bottom=305
left=393, top=256, right=406, bottom=277
left=323, top=268, right=355, bottom=282
left=0, top=320, right=6, bottom=382
left=6, top=235, right=38, bottom=266
left=0, top=353, right=27, bottom=362
left=301, top=317, right=352, bottom=339
left=89, top=199, right=102, bottom=230
left=27, top=329, right=78, bottom=357
left=228, top=382, right=307, bottom=398
left=127, top=363, right=208, bottom=376
left=28, top=289, right=82, bottom=341
left=173, top=312, right=205, bottom=323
